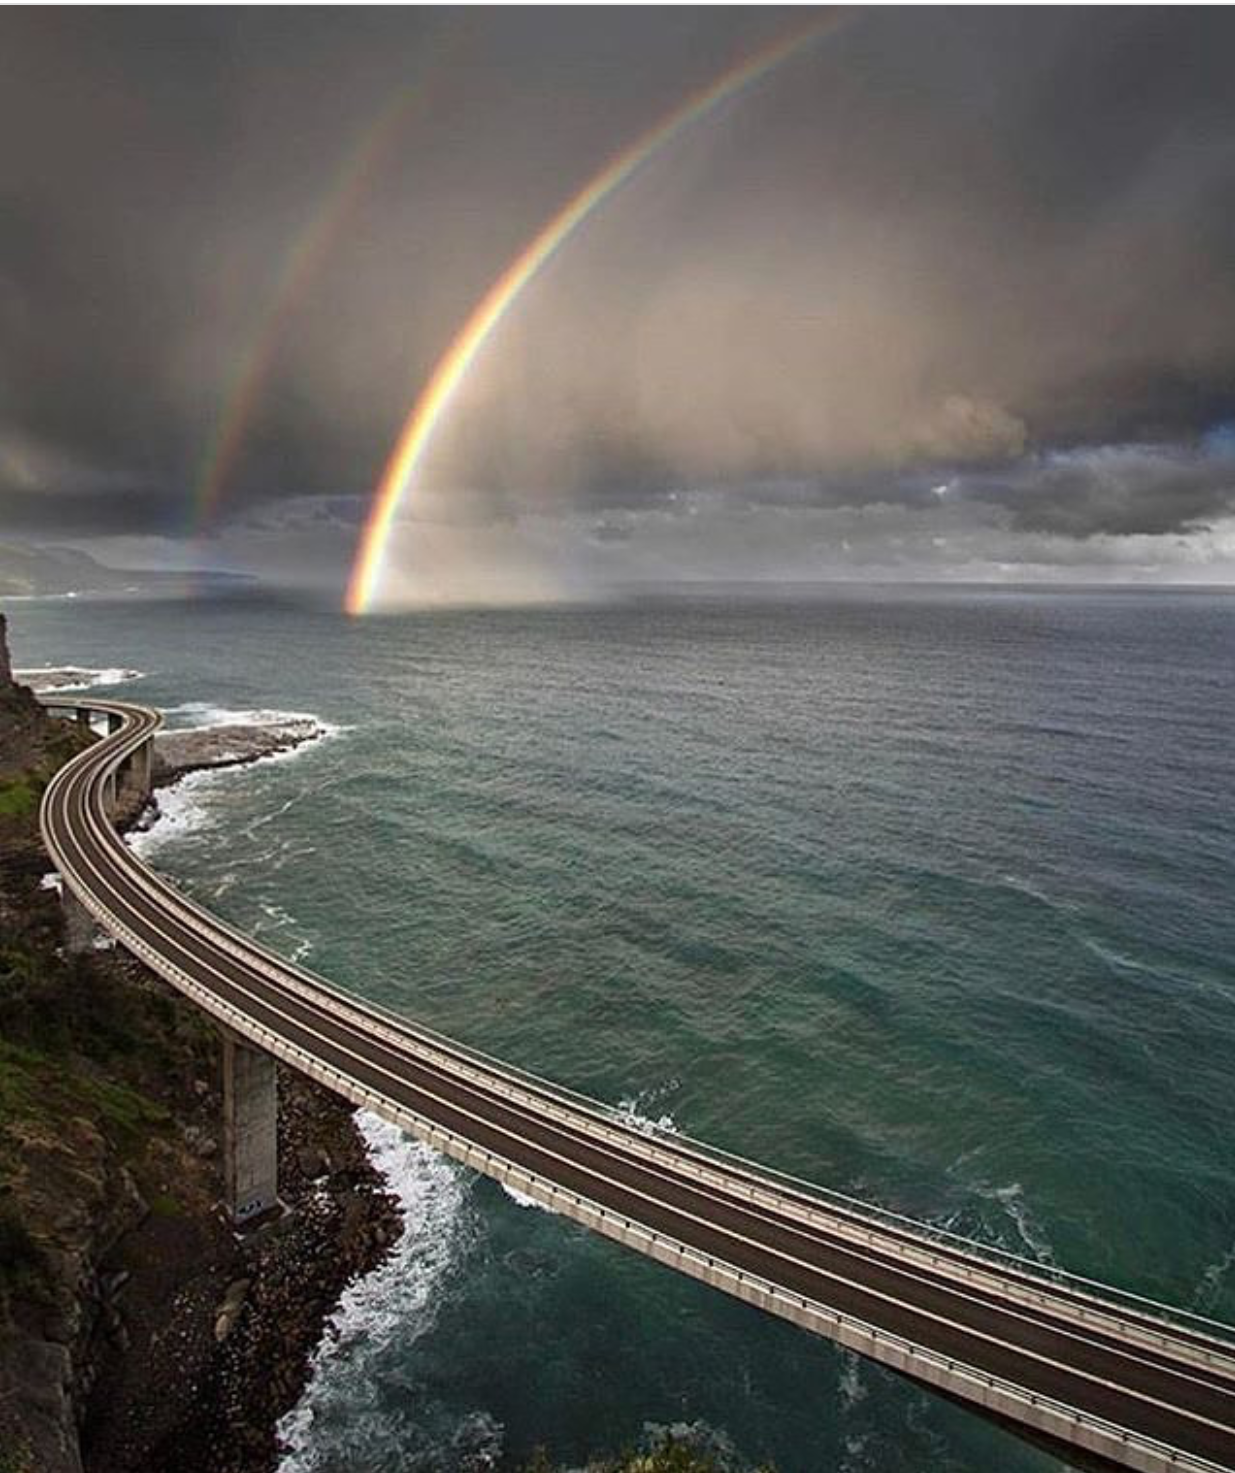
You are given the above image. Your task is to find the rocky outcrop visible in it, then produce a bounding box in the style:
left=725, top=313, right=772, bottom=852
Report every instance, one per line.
left=80, top=1069, right=400, bottom=1473
left=0, top=616, right=91, bottom=798
left=15, top=668, right=142, bottom=695
left=153, top=718, right=326, bottom=784
left=0, top=613, right=50, bottom=775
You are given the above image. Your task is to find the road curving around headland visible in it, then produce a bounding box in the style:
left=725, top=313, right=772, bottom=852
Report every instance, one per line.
left=39, top=697, right=1235, bottom=1473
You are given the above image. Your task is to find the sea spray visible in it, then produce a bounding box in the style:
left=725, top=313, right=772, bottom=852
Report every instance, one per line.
left=277, top=1114, right=481, bottom=1472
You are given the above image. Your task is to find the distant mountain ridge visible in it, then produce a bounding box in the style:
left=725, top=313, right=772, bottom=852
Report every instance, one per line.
left=0, top=542, right=250, bottom=597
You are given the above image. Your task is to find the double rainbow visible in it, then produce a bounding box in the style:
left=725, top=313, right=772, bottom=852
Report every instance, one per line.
left=192, top=19, right=467, bottom=534
left=345, top=13, right=839, bottom=615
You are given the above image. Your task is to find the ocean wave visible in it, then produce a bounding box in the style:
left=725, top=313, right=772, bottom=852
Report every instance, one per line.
left=971, top=1180, right=1058, bottom=1268
left=254, top=898, right=315, bottom=964
left=125, top=700, right=346, bottom=865
left=1192, top=1242, right=1235, bottom=1316
left=837, top=1352, right=868, bottom=1410
left=500, top=1181, right=557, bottom=1214
left=613, top=1080, right=682, bottom=1138
left=16, top=664, right=145, bottom=691
left=161, top=700, right=349, bottom=740
left=125, top=769, right=220, bottom=860
left=277, top=1113, right=477, bottom=1473
left=614, top=1097, right=681, bottom=1138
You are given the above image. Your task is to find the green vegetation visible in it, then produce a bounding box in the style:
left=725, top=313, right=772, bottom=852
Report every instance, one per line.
left=0, top=1036, right=167, bottom=1151
left=0, top=1433, right=36, bottom=1473
left=0, top=773, right=41, bottom=820
left=149, top=1192, right=183, bottom=1219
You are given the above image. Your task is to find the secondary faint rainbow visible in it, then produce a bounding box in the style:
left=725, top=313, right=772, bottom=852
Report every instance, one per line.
left=345, top=12, right=841, bottom=615
left=192, top=22, right=467, bottom=533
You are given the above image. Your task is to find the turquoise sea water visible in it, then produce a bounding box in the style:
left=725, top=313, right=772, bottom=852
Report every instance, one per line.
left=9, top=588, right=1235, bottom=1472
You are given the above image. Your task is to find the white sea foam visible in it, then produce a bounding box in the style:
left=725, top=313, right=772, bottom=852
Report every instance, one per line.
left=975, top=1180, right=1058, bottom=1268
left=126, top=768, right=220, bottom=860
left=255, top=898, right=315, bottom=963
left=500, top=1181, right=557, bottom=1213
left=124, top=696, right=344, bottom=865
left=161, top=700, right=347, bottom=740
left=16, top=665, right=145, bottom=691
left=277, top=1113, right=474, bottom=1472
left=614, top=1094, right=681, bottom=1138
left=1192, top=1242, right=1235, bottom=1316
left=837, top=1352, right=868, bottom=1410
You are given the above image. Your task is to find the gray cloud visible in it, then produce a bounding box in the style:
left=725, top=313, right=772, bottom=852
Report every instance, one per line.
left=952, top=443, right=1235, bottom=538
left=2, top=7, right=1235, bottom=593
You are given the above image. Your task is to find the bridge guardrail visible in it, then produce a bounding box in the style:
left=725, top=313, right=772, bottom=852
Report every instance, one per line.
left=43, top=697, right=1235, bottom=1364
left=41, top=698, right=1235, bottom=1473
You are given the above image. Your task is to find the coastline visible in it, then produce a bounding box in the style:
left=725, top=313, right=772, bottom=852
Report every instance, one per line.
left=88, top=692, right=404, bottom=1473
left=0, top=657, right=403, bottom=1473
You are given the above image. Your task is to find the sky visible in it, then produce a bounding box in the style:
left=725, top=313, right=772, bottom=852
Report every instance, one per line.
left=3, top=6, right=1235, bottom=602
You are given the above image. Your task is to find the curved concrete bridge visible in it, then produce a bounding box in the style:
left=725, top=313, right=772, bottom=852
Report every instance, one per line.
left=38, top=696, right=1235, bottom=1473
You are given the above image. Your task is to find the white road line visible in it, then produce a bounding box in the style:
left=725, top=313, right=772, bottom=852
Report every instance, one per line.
left=39, top=699, right=1235, bottom=1473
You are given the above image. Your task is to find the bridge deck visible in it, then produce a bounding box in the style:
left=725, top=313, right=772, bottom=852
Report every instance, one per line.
left=40, top=699, right=1235, bottom=1473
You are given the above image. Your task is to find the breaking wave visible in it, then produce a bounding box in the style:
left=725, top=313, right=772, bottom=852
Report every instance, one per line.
left=614, top=1081, right=682, bottom=1138
left=125, top=768, right=220, bottom=860
left=277, top=1114, right=480, bottom=1472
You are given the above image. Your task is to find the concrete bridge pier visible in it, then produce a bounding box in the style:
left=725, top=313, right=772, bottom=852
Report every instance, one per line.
left=221, top=1029, right=280, bottom=1227
left=62, top=886, right=95, bottom=954
left=116, top=737, right=153, bottom=812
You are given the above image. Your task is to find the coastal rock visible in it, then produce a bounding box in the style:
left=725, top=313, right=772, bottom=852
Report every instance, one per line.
left=154, top=719, right=326, bottom=784
left=14, top=666, right=142, bottom=694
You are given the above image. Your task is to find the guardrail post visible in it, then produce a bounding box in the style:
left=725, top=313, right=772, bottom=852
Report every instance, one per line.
left=221, top=1028, right=280, bottom=1227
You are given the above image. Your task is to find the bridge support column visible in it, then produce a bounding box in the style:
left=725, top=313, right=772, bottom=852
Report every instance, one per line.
left=133, top=736, right=153, bottom=799
left=221, top=1030, right=280, bottom=1227
left=123, top=736, right=153, bottom=807
left=62, top=887, right=95, bottom=954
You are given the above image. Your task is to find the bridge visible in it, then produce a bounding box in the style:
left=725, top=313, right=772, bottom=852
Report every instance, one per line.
left=38, top=695, right=1235, bottom=1473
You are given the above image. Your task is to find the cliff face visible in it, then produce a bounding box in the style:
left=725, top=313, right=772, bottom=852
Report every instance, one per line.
left=0, top=610, right=211, bottom=1472
left=0, top=613, right=49, bottom=778
left=0, top=612, right=400, bottom=1473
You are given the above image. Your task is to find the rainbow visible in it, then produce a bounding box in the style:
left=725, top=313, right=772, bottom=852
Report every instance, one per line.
left=192, top=21, right=466, bottom=533
left=345, top=13, right=841, bottom=615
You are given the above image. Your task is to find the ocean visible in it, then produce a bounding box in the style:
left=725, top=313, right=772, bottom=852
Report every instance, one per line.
left=9, top=587, right=1235, bottom=1473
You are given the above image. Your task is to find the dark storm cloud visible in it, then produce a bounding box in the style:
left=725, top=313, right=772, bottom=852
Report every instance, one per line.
left=954, top=443, right=1235, bottom=539
left=2, top=6, right=1235, bottom=575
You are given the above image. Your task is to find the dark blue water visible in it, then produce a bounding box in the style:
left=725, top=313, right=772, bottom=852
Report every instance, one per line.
left=10, top=588, right=1235, bottom=1472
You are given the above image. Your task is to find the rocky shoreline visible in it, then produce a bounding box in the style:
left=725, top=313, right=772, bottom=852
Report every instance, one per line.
left=0, top=632, right=402, bottom=1473
left=81, top=1060, right=401, bottom=1473
left=153, top=718, right=328, bottom=785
